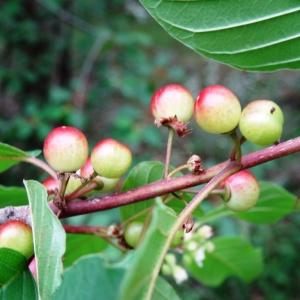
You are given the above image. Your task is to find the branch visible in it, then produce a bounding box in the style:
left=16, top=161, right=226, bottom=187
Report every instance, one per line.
left=58, top=136, right=300, bottom=217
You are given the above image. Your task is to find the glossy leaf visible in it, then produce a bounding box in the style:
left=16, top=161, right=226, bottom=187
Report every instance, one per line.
left=185, top=236, right=263, bottom=286
left=24, top=180, right=65, bottom=300
left=199, top=182, right=296, bottom=225
left=0, top=142, right=40, bottom=173
left=121, top=161, right=165, bottom=221
left=0, top=186, right=28, bottom=208
left=54, top=254, right=124, bottom=300
left=64, top=234, right=108, bottom=267
left=140, top=0, right=300, bottom=71
left=120, top=199, right=177, bottom=300
left=0, top=270, right=37, bottom=300
left=0, top=248, right=27, bottom=286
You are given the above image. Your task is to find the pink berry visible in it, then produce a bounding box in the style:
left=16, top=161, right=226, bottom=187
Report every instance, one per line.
left=221, top=170, right=259, bottom=211
left=150, top=83, right=194, bottom=122
left=194, top=85, right=241, bottom=134
left=42, top=177, right=59, bottom=195
left=43, top=126, right=88, bottom=172
left=28, top=257, right=37, bottom=280
left=0, top=220, right=34, bottom=259
left=91, top=139, right=132, bottom=178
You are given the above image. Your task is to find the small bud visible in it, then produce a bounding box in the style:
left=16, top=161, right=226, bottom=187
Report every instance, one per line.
left=197, top=225, right=213, bottom=240
left=173, top=266, right=188, bottom=284
left=187, top=155, right=203, bottom=174
left=194, top=247, right=206, bottom=267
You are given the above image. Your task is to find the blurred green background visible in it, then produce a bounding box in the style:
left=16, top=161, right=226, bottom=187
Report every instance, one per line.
left=1, top=1, right=300, bottom=299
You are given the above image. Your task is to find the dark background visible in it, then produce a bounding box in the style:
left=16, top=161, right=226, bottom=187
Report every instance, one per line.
left=1, top=1, right=300, bottom=299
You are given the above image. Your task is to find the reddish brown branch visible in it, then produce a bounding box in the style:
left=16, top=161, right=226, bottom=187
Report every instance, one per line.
left=63, top=224, right=106, bottom=234
left=57, top=136, right=300, bottom=218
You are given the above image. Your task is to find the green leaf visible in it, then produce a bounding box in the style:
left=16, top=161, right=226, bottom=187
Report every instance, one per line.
left=185, top=236, right=263, bottom=286
left=24, top=180, right=66, bottom=300
left=0, top=248, right=27, bottom=286
left=64, top=234, right=108, bottom=267
left=120, top=199, right=177, bottom=300
left=140, top=0, right=300, bottom=71
left=121, top=161, right=165, bottom=221
left=0, top=186, right=28, bottom=208
left=0, top=270, right=37, bottom=300
left=200, top=182, right=296, bottom=225
left=54, top=254, right=124, bottom=300
left=152, top=277, right=181, bottom=300
left=0, top=142, right=40, bottom=173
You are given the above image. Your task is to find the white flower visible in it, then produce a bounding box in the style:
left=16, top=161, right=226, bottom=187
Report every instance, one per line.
left=198, top=225, right=213, bottom=239
left=173, top=266, right=188, bottom=284
left=194, top=247, right=206, bottom=267
left=185, top=241, right=198, bottom=251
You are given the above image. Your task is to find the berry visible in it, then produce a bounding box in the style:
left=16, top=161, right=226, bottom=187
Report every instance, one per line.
left=239, top=100, right=284, bottom=146
left=42, top=177, right=59, bottom=195
left=43, top=126, right=88, bottom=172
left=91, top=139, right=132, bottom=179
left=194, top=85, right=241, bottom=134
left=150, top=84, right=194, bottom=122
left=0, top=221, right=34, bottom=259
left=28, top=257, right=37, bottom=280
left=65, top=175, right=82, bottom=195
left=221, top=170, right=259, bottom=211
left=81, top=158, right=119, bottom=192
left=124, top=221, right=143, bottom=248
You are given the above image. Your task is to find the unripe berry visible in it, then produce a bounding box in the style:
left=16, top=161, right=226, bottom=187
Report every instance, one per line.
left=150, top=84, right=194, bottom=122
left=239, top=100, right=284, bottom=146
left=42, top=177, right=59, bottom=195
left=124, top=221, right=143, bottom=248
left=43, top=126, right=88, bottom=172
left=81, top=158, right=119, bottom=192
left=65, top=176, right=82, bottom=195
left=194, top=85, right=241, bottom=134
left=0, top=221, right=34, bottom=259
left=221, top=170, right=259, bottom=211
left=91, top=139, right=132, bottom=179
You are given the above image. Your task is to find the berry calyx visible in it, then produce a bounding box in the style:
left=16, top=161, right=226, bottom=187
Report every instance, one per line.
left=239, top=100, right=284, bottom=146
left=150, top=83, right=194, bottom=123
left=43, top=126, right=88, bottom=172
left=0, top=221, right=34, bottom=259
left=124, top=221, right=143, bottom=248
left=221, top=170, right=259, bottom=211
left=91, top=139, right=132, bottom=179
left=194, top=85, right=241, bottom=134
left=42, top=177, right=59, bottom=195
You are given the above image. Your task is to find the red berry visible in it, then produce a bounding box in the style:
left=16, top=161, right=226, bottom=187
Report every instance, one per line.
left=0, top=221, right=34, bottom=259
left=91, top=139, right=132, bottom=179
left=221, top=170, right=259, bottom=211
left=194, top=85, right=241, bottom=134
left=43, top=126, right=88, bottom=172
left=150, top=83, right=194, bottom=122
left=42, top=177, right=59, bottom=195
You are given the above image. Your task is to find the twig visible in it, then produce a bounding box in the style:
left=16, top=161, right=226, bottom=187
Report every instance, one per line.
left=164, top=129, right=175, bottom=178
left=23, top=157, right=57, bottom=179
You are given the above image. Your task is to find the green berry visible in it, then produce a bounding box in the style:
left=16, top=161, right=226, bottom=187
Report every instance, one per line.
left=91, top=139, right=132, bottom=179
left=0, top=221, right=34, bottom=259
left=124, top=221, right=143, bottom=248
left=194, top=85, right=241, bottom=134
left=239, top=100, right=284, bottom=146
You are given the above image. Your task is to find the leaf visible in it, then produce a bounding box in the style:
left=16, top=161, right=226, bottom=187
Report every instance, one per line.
left=24, top=180, right=66, bottom=300
left=199, top=182, right=296, bottom=225
left=152, top=277, right=181, bottom=300
left=140, top=0, right=300, bottom=71
left=0, top=270, right=37, bottom=300
left=185, top=236, right=263, bottom=286
left=54, top=254, right=124, bottom=300
left=121, top=161, right=165, bottom=221
left=63, top=234, right=108, bottom=267
left=0, top=142, right=40, bottom=173
left=119, top=199, right=177, bottom=300
left=0, top=248, right=27, bottom=286
left=0, top=186, right=28, bottom=208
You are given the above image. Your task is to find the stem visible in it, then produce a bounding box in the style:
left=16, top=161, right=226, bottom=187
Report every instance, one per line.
left=167, top=164, right=189, bottom=178
left=24, top=157, right=57, bottom=179
left=164, top=129, right=175, bottom=178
